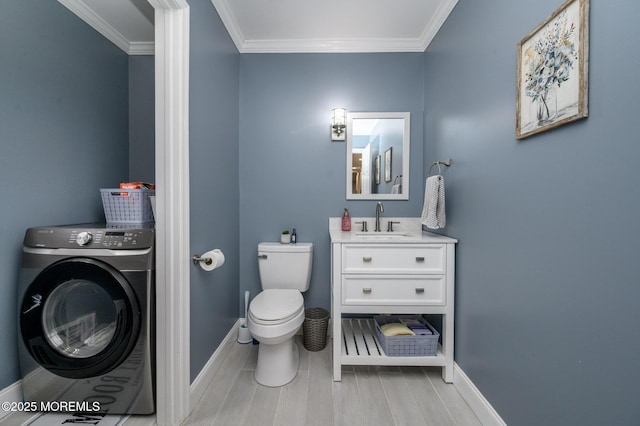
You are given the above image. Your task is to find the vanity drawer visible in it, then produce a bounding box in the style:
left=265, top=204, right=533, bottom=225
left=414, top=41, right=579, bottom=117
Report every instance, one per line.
left=342, top=244, right=445, bottom=274
left=342, top=275, right=445, bottom=306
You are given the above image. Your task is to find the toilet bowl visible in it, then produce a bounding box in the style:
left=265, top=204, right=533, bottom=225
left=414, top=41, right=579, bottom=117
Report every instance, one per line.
left=248, top=289, right=304, bottom=386
left=248, top=289, right=305, bottom=344
left=248, top=242, right=313, bottom=387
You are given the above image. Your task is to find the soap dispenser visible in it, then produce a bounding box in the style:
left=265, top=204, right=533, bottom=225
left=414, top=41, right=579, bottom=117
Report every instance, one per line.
left=342, top=208, right=351, bottom=231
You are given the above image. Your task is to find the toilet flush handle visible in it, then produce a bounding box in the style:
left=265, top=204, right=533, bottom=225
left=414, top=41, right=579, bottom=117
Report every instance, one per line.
left=258, top=254, right=267, bottom=259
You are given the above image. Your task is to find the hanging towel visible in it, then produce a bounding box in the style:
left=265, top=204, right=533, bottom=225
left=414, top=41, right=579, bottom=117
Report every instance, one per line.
left=421, top=175, right=446, bottom=229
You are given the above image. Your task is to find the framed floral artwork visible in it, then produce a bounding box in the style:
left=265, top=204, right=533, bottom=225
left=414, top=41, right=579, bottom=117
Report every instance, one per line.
left=516, top=0, right=589, bottom=139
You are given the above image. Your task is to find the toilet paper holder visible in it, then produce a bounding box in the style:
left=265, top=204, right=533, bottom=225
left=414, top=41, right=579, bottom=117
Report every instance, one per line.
left=192, top=255, right=212, bottom=265
left=193, top=249, right=225, bottom=271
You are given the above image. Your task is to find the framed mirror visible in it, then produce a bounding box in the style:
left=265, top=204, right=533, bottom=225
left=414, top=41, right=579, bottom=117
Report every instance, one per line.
left=346, top=112, right=410, bottom=200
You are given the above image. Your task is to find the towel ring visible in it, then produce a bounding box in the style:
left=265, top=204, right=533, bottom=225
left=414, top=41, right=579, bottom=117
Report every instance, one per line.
left=428, top=162, right=442, bottom=176
left=428, top=159, right=452, bottom=177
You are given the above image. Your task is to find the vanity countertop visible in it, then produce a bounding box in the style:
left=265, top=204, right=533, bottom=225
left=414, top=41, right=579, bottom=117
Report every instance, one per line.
left=329, top=217, right=457, bottom=244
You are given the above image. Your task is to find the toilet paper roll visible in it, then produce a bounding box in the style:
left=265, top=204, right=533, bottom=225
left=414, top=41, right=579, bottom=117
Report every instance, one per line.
left=198, top=249, right=225, bottom=271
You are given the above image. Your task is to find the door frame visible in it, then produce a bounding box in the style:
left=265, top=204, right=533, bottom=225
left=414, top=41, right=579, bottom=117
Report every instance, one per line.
left=147, top=1, right=190, bottom=425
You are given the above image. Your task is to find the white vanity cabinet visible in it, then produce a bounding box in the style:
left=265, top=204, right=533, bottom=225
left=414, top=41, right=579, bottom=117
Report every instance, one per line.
left=329, top=218, right=457, bottom=383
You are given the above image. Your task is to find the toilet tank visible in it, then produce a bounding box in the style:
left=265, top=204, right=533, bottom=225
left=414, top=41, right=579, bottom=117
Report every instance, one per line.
left=258, top=242, right=313, bottom=291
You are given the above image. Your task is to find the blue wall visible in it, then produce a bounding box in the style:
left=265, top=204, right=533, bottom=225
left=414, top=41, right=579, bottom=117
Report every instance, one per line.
left=0, top=2, right=129, bottom=390
left=188, top=0, right=240, bottom=381
left=424, top=1, right=640, bottom=424
left=129, top=56, right=155, bottom=182
left=239, top=53, right=425, bottom=311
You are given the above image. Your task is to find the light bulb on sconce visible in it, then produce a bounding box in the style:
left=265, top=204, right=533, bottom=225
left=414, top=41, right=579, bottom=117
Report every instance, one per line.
left=331, top=108, right=347, bottom=141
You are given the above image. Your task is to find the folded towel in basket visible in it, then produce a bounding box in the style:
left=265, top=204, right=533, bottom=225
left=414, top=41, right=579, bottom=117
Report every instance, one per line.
left=380, top=323, right=415, bottom=336
left=421, top=175, right=446, bottom=229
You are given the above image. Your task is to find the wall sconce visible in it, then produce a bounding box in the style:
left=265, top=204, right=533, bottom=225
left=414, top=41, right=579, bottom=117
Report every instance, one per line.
left=331, top=108, right=347, bottom=141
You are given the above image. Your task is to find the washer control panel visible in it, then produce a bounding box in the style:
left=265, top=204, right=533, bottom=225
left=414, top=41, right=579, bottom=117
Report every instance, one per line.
left=69, top=230, right=148, bottom=248
left=24, top=225, right=154, bottom=250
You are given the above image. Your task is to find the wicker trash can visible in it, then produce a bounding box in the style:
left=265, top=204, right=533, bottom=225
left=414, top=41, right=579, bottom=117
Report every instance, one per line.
left=303, top=308, right=329, bottom=351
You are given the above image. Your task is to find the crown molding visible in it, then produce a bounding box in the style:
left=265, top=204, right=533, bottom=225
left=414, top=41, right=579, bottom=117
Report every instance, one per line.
left=58, top=0, right=153, bottom=55
left=241, top=38, right=426, bottom=54
left=419, top=0, right=459, bottom=50
left=129, top=42, right=155, bottom=56
left=211, top=0, right=458, bottom=54
left=210, top=0, right=245, bottom=53
left=60, top=0, right=457, bottom=55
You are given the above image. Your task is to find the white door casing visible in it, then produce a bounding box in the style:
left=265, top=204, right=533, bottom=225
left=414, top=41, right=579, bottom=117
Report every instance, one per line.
left=147, top=0, right=190, bottom=425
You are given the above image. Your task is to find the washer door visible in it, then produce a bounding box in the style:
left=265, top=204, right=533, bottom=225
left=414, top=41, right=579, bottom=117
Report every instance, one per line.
left=20, top=257, right=141, bottom=379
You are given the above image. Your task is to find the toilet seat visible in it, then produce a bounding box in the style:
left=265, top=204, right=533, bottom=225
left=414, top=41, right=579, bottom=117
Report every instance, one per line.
left=249, top=289, right=304, bottom=325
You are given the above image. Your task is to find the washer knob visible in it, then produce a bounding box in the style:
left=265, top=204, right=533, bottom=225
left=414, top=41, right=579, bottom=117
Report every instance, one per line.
left=76, top=231, right=93, bottom=246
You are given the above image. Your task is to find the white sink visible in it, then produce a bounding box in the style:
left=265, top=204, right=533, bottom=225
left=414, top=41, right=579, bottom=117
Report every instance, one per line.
left=353, top=232, right=409, bottom=240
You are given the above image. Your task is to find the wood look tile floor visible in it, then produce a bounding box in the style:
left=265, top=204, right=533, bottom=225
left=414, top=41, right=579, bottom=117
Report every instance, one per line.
left=187, top=336, right=480, bottom=426
left=3, top=336, right=481, bottom=426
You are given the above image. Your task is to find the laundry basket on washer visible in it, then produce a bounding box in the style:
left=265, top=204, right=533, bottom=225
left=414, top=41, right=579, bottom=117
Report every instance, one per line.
left=101, top=188, right=155, bottom=224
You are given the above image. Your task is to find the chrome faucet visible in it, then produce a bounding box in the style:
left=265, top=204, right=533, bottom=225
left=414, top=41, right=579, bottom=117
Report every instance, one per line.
left=375, top=202, right=384, bottom=232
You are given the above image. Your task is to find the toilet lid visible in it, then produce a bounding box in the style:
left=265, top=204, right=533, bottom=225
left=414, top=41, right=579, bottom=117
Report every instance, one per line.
left=249, top=289, right=303, bottom=322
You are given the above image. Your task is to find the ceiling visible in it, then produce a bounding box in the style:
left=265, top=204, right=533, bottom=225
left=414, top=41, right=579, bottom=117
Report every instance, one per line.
left=59, top=0, right=458, bottom=55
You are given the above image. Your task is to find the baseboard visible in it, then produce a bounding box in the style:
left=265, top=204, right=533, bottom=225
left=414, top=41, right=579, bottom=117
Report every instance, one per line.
left=0, top=380, right=22, bottom=420
left=453, top=363, right=507, bottom=426
left=189, top=319, right=241, bottom=411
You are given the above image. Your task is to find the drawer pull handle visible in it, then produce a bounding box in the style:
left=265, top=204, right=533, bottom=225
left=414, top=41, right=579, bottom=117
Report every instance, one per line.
left=415, top=288, right=425, bottom=294
left=363, top=256, right=372, bottom=262
left=362, top=288, right=372, bottom=294
left=416, top=256, right=425, bottom=262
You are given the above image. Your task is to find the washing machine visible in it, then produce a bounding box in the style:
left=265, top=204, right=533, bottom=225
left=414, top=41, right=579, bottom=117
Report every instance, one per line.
left=17, top=224, right=155, bottom=415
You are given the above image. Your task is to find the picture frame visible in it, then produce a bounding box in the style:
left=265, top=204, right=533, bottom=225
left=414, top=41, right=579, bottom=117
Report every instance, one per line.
left=374, top=155, right=381, bottom=185
left=516, top=0, right=589, bottom=139
left=384, top=147, right=392, bottom=182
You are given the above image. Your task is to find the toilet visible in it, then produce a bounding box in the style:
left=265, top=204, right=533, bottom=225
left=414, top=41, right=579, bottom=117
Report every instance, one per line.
left=248, top=242, right=313, bottom=387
